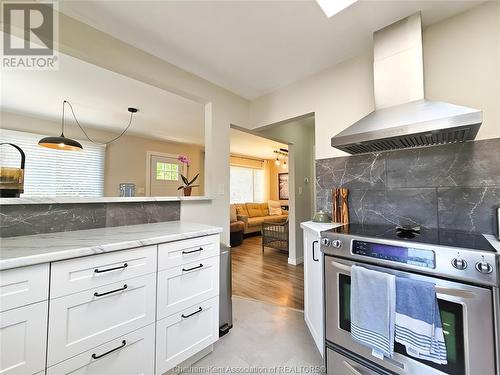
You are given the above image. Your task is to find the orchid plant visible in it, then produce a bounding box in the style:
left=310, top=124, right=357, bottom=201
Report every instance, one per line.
left=177, top=155, right=199, bottom=192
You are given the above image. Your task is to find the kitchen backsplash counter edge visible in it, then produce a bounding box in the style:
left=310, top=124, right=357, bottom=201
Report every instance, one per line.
left=0, top=221, right=223, bottom=270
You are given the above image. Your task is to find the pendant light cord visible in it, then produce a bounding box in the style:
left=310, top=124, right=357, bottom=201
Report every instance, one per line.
left=63, top=100, right=135, bottom=146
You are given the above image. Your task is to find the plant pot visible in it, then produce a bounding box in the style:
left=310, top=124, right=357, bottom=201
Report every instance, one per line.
left=183, top=186, right=192, bottom=196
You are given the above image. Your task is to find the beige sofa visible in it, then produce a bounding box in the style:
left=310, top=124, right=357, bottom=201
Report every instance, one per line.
left=232, top=202, right=288, bottom=234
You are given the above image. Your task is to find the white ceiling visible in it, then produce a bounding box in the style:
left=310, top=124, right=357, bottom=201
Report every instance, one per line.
left=60, top=0, right=484, bottom=99
left=1, top=47, right=205, bottom=144
left=230, top=128, right=287, bottom=159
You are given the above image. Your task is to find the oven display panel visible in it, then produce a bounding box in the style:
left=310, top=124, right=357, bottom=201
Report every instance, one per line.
left=352, top=240, right=435, bottom=269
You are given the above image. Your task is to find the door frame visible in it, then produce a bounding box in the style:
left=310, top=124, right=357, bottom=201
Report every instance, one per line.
left=145, top=151, right=182, bottom=196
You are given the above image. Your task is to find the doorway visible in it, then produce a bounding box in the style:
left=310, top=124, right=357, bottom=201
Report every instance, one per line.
left=229, top=117, right=315, bottom=310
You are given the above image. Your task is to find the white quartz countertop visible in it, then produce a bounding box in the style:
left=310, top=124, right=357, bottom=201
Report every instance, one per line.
left=300, top=221, right=344, bottom=234
left=0, top=221, right=223, bottom=270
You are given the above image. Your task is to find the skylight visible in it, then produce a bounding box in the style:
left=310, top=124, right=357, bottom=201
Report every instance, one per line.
left=316, top=0, right=358, bottom=18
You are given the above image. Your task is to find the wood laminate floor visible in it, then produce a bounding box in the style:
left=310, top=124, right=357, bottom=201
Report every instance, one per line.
left=231, top=235, right=304, bottom=310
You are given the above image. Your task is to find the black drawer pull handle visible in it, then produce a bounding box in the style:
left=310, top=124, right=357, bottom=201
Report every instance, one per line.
left=182, top=264, right=203, bottom=272
left=94, top=284, right=127, bottom=298
left=181, top=307, right=203, bottom=319
left=91, top=340, right=126, bottom=360
left=182, top=247, right=203, bottom=254
left=94, top=263, right=128, bottom=274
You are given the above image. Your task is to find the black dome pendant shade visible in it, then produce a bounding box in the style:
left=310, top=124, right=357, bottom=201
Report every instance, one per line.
left=38, top=134, right=83, bottom=151
left=38, top=101, right=138, bottom=152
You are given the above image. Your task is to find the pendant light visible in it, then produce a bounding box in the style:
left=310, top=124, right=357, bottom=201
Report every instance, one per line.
left=39, top=100, right=138, bottom=151
left=38, top=101, right=83, bottom=151
left=275, top=154, right=280, bottom=166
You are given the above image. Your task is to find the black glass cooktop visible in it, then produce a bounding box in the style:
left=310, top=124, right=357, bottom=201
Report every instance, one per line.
left=325, top=224, right=496, bottom=252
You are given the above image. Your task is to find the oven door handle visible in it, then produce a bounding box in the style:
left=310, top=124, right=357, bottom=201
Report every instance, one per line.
left=331, top=261, right=476, bottom=299
left=435, top=286, right=475, bottom=299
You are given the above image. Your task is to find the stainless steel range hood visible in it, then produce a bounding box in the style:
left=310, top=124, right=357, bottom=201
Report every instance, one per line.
left=331, top=13, right=482, bottom=154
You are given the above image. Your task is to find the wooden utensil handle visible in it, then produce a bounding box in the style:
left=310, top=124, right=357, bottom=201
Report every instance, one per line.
left=340, top=188, right=349, bottom=224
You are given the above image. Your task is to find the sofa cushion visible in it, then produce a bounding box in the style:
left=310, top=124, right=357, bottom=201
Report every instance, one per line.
left=247, top=217, right=265, bottom=227
left=235, top=203, right=249, bottom=217
left=259, top=202, right=270, bottom=216
left=246, top=203, right=263, bottom=218
left=230, top=204, right=237, bottom=222
left=268, top=200, right=283, bottom=215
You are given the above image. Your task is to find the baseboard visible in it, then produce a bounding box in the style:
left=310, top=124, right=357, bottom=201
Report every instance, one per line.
left=288, top=256, right=303, bottom=265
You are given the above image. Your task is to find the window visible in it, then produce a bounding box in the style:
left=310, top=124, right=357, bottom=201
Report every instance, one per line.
left=230, top=166, right=264, bottom=203
left=0, top=129, right=105, bottom=197
left=156, top=162, right=179, bottom=181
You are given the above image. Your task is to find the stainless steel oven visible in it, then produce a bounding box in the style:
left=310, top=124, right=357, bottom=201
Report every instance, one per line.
left=321, top=224, right=499, bottom=375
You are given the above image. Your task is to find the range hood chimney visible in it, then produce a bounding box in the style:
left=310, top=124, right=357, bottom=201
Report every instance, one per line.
left=331, top=13, right=482, bottom=154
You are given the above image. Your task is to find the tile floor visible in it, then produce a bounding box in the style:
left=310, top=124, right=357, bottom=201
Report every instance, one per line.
left=184, top=296, right=325, bottom=374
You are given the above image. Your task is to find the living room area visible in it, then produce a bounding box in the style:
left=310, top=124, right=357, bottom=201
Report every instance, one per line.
left=229, top=128, right=305, bottom=310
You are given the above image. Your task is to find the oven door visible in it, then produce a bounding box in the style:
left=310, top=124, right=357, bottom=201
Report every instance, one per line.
left=325, top=256, right=496, bottom=375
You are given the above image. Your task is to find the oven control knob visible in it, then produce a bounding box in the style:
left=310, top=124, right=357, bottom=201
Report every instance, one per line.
left=332, top=240, right=343, bottom=249
left=321, top=238, right=331, bottom=247
left=451, top=258, right=467, bottom=270
left=475, top=260, right=493, bottom=274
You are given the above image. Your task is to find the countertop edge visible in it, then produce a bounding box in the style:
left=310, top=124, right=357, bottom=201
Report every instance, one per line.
left=300, top=221, right=343, bottom=234
left=0, top=225, right=223, bottom=271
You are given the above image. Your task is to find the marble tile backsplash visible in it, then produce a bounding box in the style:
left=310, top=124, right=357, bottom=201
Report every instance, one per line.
left=0, top=201, right=180, bottom=237
left=316, top=138, right=500, bottom=234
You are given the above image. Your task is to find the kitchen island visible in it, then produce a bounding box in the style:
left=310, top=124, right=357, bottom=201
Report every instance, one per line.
left=0, top=221, right=222, bottom=375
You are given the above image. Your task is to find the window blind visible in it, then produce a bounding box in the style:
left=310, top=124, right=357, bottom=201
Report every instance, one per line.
left=0, top=129, right=105, bottom=197
left=230, top=166, right=264, bottom=203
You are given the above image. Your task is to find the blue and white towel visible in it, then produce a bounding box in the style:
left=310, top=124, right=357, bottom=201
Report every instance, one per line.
left=351, top=265, right=396, bottom=359
left=395, top=277, right=447, bottom=365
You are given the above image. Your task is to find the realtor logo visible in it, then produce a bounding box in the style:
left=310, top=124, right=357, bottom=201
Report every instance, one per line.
left=2, top=1, right=59, bottom=69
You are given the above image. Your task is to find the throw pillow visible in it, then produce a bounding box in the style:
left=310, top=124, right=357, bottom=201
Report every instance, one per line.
left=268, top=200, right=282, bottom=216
left=230, top=205, right=237, bottom=222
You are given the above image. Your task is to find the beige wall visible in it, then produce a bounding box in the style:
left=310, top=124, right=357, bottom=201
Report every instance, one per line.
left=269, top=160, right=288, bottom=202
left=105, top=135, right=204, bottom=197
left=250, top=2, right=500, bottom=160
left=1, top=111, right=205, bottom=197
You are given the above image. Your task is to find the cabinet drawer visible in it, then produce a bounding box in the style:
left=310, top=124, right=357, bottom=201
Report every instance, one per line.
left=156, top=296, right=219, bottom=374
left=48, top=273, right=156, bottom=366
left=157, top=255, right=219, bottom=319
left=0, top=264, right=49, bottom=312
left=47, top=324, right=155, bottom=375
left=0, top=301, right=48, bottom=375
left=158, top=235, right=219, bottom=270
left=50, top=246, right=157, bottom=298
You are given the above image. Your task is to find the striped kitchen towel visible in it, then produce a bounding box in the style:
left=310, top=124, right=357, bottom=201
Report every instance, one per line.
left=395, top=277, right=447, bottom=365
left=351, top=265, right=396, bottom=359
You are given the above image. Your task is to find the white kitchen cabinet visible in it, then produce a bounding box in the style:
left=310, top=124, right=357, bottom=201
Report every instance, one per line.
left=2, top=230, right=221, bottom=375
left=46, top=324, right=155, bottom=375
left=156, top=296, right=219, bottom=374
left=158, top=234, right=220, bottom=270
left=157, top=255, right=219, bottom=319
left=0, top=264, right=49, bottom=312
left=47, top=273, right=156, bottom=366
left=302, top=222, right=340, bottom=357
left=50, top=246, right=157, bottom=299
left=0, top=301, right=48, bottom=375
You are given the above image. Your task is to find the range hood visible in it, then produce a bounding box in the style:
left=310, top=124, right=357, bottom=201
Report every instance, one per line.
left=331, top=13, right=482, bottom=154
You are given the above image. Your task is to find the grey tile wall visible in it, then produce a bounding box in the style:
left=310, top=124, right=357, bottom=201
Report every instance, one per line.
left=316, top=138, right=500, bottom=234
left=0, top=201, right=180, bottom=237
